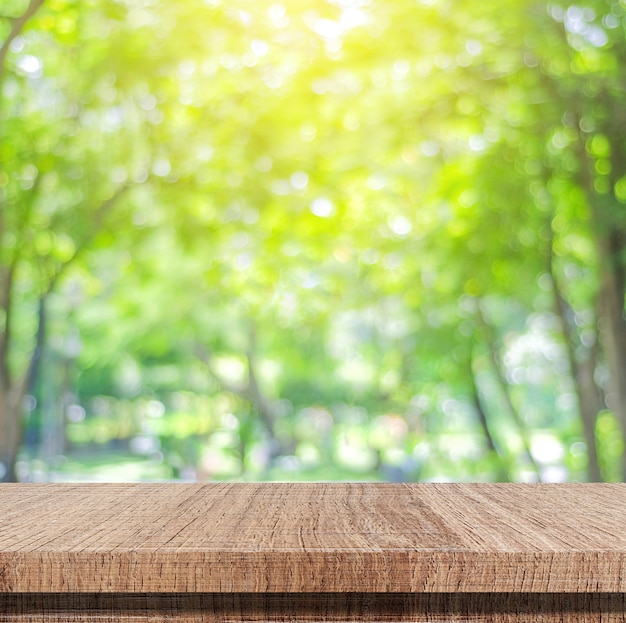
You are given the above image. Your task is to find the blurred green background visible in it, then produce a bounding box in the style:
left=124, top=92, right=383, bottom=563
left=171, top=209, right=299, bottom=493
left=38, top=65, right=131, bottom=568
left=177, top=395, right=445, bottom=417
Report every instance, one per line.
left=2, top=0, right=626, bottom=483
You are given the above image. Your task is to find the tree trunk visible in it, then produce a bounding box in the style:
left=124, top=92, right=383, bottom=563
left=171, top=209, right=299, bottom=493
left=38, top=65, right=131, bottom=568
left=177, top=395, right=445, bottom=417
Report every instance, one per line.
left=549, top=248, right=603, bottom=482
left=0, top=264, right=20, bottom=481
left=476, top=306, right=542, bottom=481
left=596, top=233, right=626, bottom=480
left=574, top=355, right=604, bottom=482
left=196, top=323, right=293, bottom=465
left=571, top=107, right=626, bottom=480
left=469, top=345, right=511, bottom=481
left=0, top=393, right=23, bottom=482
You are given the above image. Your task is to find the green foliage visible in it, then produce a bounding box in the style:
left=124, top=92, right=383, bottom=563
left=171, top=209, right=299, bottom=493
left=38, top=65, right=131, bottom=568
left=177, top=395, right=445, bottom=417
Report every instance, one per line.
left=4, top=0, right=626, bottom=482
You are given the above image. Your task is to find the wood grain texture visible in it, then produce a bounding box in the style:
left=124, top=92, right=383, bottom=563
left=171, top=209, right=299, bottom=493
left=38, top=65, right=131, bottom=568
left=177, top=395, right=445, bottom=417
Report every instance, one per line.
left=1, top=483, right=625, bottom=593
left=1, top=593, right=625, bottom=622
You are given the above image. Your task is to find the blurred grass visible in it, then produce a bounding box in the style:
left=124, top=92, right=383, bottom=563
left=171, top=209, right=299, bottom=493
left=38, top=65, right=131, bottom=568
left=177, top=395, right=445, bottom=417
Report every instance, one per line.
left=49, top=454, right=175, bottom=482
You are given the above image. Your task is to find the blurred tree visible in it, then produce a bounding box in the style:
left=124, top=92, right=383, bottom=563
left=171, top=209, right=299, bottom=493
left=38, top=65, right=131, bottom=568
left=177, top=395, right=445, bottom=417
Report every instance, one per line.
left=0, top=0, right=148, bottom=480
left=449, top=0, right=626, bottom=480
left=3, top=0, right=626, bottom=482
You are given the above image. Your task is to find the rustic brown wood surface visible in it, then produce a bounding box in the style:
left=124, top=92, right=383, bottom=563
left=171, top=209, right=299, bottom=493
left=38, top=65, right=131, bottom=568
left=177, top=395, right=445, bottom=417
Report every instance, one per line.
left=0, top=482, right=625, bottom=595
left=1, top=483, right=625, bottom=622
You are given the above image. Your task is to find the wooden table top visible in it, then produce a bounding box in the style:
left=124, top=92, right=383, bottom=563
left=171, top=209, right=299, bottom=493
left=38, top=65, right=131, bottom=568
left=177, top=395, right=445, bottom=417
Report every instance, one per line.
left=0, top=482, right=625, bottom=593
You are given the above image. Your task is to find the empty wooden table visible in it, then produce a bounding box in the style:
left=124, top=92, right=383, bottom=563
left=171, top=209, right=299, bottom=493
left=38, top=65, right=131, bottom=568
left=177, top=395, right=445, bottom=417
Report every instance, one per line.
left=0, top=483, right=625, bottom=621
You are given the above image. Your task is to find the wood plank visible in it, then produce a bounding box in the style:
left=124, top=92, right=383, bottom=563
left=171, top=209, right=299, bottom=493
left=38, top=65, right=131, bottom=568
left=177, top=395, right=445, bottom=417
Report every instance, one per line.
left=1, top=593, right=625, bottom=622
left=1, top=483, right=625, bottom=593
